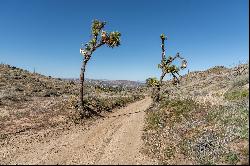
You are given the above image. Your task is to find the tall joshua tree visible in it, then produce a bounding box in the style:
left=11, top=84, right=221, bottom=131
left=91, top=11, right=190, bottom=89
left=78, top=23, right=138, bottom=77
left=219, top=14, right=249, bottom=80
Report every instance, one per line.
left=151, top=33, right=187, bottom=102
left=79, top=19, right=121, bottom=114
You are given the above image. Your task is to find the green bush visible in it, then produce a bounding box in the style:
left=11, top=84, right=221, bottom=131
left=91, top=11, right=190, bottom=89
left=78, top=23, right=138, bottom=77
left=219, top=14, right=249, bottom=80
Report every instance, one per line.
left=145, top=110, right=166, bottom=130
left=224, top=88, right=249, bottom=101
left=225, top=152, right=240, bottom=165
left=232, top=76, right=249, bottom=88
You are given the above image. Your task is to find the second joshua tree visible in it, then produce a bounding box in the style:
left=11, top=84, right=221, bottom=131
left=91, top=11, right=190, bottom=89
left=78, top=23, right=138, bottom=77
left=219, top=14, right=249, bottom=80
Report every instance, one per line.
left=150, top=33, right=187, bottom=102
left=79, top=19, right=121, bottom=116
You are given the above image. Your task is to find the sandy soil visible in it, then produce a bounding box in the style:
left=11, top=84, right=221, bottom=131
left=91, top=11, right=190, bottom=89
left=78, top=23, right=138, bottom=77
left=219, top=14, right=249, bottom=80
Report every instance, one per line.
left=0, top=97, right=157, bottom=165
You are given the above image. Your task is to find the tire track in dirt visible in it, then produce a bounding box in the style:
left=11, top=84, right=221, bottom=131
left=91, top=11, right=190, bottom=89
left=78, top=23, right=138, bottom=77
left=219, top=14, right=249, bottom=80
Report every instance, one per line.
left=0, top=97, right=157, bottom=165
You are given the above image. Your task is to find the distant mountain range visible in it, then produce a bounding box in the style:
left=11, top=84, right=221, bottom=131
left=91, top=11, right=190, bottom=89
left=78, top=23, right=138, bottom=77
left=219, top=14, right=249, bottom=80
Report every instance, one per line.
left=62, top=78, right=145, bottom=88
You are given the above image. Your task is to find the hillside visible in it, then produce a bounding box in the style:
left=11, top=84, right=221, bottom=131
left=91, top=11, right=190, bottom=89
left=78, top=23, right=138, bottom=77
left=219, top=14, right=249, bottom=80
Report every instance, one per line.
left=0, top=64, right=144, bottom=136
left=0, top=64, right=149, bottom=165
left=142, top=63, right=249, bottom=165
left=165, top=64, right=249, bottom=105
left=0, top=63, right=248, bottom=165
left=64, top=78, right=144, bottom=88
left=0, top=64, right=78, bottom=103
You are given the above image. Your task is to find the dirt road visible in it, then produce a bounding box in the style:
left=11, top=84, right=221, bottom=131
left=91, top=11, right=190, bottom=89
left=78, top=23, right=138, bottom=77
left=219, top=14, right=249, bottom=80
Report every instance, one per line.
left=0, top=97, right=157, bottom=165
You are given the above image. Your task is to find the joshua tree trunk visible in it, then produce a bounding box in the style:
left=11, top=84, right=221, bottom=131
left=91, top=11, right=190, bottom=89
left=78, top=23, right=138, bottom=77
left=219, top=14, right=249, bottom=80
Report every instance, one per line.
left=80, top=59, right=88, bottom=109
left=79, top=45, right=102, bottom=113
left=154, top=72, right=166, bottom=102
left=154, top=36, right=166, bottom=102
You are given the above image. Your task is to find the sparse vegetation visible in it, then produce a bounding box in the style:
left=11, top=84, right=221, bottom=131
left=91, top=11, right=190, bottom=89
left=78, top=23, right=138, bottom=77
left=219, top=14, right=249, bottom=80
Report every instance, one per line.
left=224, top=88, right=249, bottom=101
left=0, top=56, right=248, bottom=165
left=142, top=63, right=249, bottom=165
left=225, top=151, right=240, bottom=165
left=0, top=64, right=144, bottom=136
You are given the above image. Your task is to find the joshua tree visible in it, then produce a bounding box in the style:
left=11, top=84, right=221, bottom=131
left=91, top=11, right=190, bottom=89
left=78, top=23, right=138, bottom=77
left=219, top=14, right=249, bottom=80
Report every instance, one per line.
left=146, top=77, right=160, bottom=100
left=146, top=77, right=159, bottom=88
left=79, top=19, right=121, bottom=115
left=149, top=33, right=187, bottom=102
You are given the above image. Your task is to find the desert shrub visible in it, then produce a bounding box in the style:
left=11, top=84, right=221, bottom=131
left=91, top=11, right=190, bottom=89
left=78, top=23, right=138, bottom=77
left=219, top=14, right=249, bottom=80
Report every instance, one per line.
left=225, top=151, right=240, bottom=165
left=43, top=89, right=60, bottom=97
left=145, top=109, right=166, bottom=130
left=67, top=95, right=78, bottom=109
left=143, top=97, right=249, bottom=164
left=224, top=88, right=249, bottom=101
left=68, top=93, right=143, bottom=119
left=232, top=75, right=249, bottom=88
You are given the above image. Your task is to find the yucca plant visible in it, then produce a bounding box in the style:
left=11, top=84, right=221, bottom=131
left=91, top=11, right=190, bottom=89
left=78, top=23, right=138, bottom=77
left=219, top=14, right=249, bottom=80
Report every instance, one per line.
left=146, top=77, right=160, bottom=87
left=152, top=33, right=187, bottom=102
left=79, top=19, right=121, bottom=116
left=146, top=77, right=160, bottom=101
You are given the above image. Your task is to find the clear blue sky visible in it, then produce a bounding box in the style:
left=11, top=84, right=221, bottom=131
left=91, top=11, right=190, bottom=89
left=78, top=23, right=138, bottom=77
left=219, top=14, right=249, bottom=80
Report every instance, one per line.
left=0, top=0, right=249, bottom=81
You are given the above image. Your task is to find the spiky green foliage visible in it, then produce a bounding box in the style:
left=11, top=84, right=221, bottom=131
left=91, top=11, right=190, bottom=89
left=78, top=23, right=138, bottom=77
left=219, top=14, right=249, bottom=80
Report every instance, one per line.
left=81, top=19, right=121, bottom=59
left=158, top=53, right=187, bottom=85
left=91, top=20, right=106, bottom=36
left=160, top=33, right=166, bottom=40
left=146, top=77, right=160, bottom=87
left=107, top=31, right=121, bottom=47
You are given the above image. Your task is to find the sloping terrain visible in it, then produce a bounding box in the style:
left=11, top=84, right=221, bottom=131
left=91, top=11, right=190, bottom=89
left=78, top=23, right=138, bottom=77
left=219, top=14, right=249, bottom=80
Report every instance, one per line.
left=0, top=64, right=144, bottom=138
left=0, top=63, right=248, bottom=165
left=163, top=64, right=248, bottom=105
left=142, top=63, right=249, bottom=165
